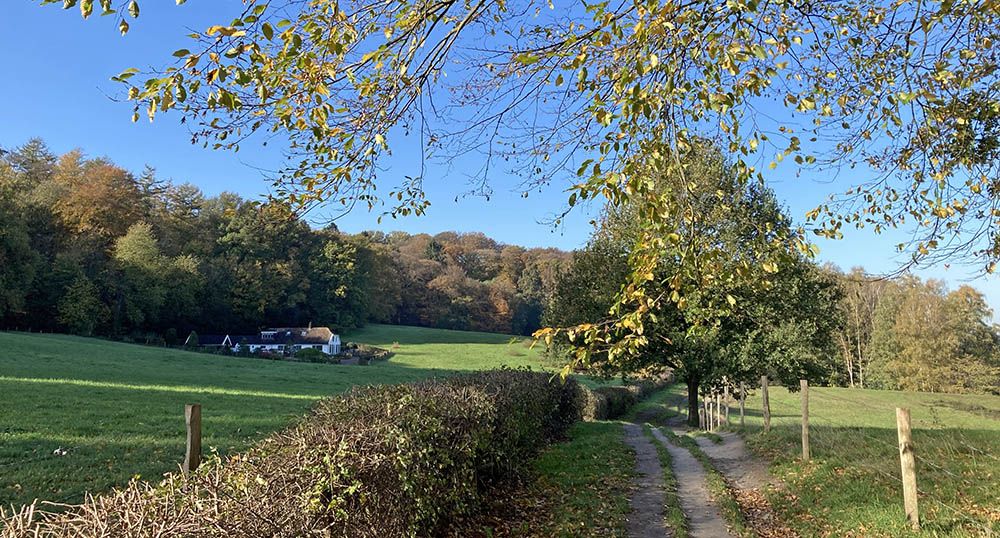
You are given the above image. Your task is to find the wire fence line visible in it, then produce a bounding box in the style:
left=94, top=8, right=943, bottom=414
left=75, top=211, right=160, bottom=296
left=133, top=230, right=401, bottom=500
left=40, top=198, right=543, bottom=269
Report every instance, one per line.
left=696, top=381, right=999, bottom=535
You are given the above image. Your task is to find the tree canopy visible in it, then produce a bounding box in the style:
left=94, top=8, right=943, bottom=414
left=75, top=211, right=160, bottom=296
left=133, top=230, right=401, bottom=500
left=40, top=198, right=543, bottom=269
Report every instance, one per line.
left=547, top=141, right=842, bottom=423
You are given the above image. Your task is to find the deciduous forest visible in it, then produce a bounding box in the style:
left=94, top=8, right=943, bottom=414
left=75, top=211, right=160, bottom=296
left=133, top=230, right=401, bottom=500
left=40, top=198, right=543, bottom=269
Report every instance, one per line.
left=0, top=139, right=569, bottom=341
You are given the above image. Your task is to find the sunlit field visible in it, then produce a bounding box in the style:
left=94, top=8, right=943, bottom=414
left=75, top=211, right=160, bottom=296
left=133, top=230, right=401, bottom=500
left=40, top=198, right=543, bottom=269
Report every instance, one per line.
left=742, top=386, right=1000, bottom=537
left=0, top=325, right=555, bottom=507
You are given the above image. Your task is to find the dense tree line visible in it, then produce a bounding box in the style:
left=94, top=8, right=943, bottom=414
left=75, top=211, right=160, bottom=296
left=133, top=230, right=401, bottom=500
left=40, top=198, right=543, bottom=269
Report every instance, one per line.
left=829, top=268, right=1000, bottom=394
left=0, top=139, right=568, bottom=342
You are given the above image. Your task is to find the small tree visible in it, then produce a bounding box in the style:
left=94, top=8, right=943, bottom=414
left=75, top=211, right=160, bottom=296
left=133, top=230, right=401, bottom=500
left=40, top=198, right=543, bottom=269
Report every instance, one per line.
left=57, top=276, right=108, bottom=336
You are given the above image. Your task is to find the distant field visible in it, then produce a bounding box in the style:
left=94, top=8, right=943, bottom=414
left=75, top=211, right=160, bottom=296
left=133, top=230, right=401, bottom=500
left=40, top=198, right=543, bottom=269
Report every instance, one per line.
left=0, top=325, right=555, bottom=507
left=345, top=323, right=544, bottom=371
left=741, top=386, right=1000, bottom=537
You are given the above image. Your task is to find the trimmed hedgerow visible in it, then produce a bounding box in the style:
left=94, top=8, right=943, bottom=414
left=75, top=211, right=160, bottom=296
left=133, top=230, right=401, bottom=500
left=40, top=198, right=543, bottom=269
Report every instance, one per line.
left=1, top=369, right=582, bottom=538
left=579, top=375, right=673, bottom=421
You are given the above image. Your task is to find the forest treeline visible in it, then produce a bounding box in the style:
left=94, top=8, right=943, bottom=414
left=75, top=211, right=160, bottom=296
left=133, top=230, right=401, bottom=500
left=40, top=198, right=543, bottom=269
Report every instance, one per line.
left=0, top=139, right=569, bottom=342
left=832, top=268, right=999, bottom=393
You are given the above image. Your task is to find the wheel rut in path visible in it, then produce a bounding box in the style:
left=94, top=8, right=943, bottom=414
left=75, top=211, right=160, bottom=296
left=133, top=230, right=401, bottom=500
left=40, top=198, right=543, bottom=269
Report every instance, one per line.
left=651, top=428, right=736, bottom=538
left=693, top=432, right=770, bottom=491
left=693, top=431, right=799, bottom=538
left=622, top=423, right=672, bottom=538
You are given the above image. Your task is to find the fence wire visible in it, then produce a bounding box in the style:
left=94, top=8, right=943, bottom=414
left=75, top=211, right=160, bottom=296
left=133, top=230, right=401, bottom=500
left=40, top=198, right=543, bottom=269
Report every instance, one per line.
left=723, top=384, right=998, bottom=535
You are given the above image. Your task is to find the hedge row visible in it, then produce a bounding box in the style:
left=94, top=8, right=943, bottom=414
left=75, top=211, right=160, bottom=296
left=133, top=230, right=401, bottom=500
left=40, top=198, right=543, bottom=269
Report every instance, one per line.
left=1, top=370, right=582, bottom=538
left=578, top=375, right=673, bottom=421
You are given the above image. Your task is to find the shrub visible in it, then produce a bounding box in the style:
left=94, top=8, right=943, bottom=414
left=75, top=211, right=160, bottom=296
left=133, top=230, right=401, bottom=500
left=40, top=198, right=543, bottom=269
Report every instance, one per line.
left=578, top=374, right=673, bottom=421
left=295, top=347, right=330, bottom=363
left=3, top=370, right=582, bottom=537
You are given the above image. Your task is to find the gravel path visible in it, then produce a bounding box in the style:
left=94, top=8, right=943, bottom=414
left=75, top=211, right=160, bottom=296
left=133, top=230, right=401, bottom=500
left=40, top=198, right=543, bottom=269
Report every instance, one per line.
left=622, top=424, right=672, bottom=538
left=652, top=428, right=736, bottom=538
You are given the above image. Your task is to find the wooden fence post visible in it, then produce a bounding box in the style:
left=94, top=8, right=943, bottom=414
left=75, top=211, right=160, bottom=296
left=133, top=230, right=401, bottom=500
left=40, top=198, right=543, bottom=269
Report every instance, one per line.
left=712, top=391, right=718, bottom=427
left=713, top=394, right=720, bottom=430
left=715, top=392, right=722, bottom=428
left=739, top=382, right=746, bottom=428
left=706, top=397, right=712, bottom=431
left=896, top=408, right=920, bottom=531
left=800, top=379, right=810, bottom=461
left=184, top=404, right=202, bottom=473
left=703, top=398, right=709, bottom=431
left=724, top=384, right=730, bottom=424
left=761, top=376, right=770, bottom=433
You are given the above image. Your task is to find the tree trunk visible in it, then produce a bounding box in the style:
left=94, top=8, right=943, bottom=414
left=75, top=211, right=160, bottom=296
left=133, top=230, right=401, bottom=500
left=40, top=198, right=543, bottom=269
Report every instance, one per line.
left=687, top=380, right=700, bottom=427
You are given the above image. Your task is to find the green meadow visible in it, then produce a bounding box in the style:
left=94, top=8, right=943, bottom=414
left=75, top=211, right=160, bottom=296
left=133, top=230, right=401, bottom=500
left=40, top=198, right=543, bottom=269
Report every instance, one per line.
left=0, top=325, right=554, bottom=507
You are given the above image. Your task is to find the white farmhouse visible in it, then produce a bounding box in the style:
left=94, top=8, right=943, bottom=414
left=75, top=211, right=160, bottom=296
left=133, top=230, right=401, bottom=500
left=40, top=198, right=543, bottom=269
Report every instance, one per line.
left=187, top=327, right=341, bottom=355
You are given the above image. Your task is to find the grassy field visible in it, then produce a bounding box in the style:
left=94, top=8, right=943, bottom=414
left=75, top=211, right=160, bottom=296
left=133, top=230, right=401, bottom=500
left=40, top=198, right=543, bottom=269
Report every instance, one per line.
left=0, top=324, right=556, bottom=508
left=740, top=385, right=1000, bottom=537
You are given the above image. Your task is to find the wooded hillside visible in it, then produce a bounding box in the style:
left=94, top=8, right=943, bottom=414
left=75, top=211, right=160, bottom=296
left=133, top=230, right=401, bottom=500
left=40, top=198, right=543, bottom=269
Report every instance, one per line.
left=0, top=139, right=569, bottom=340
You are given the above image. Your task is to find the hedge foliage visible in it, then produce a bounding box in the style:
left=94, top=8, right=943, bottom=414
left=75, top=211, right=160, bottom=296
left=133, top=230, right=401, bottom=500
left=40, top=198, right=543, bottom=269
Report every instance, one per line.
left=578, top=376, right=673, bottom=421
left=1, top=370, right=582, bottom=537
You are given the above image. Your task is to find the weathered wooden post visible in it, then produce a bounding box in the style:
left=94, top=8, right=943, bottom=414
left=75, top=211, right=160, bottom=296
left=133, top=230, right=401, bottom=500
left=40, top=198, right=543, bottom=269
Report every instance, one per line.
left=896, top=408, right=920, bottom=531
left=739, top=382, right=746, bottom=428
left=703, top=398, right=710, bottom=431
left=710, top=394, right=716, bottom=431
left=183, top=404, right=202, bottom=473
left=715, top=392, right=722, bottom=428
left=800, top=380, right=810, bottom=461
left=761, top=375, right=771, bottom=433
left=707, top=397, right=713, bottom=431
left=723, top=384, right=730, bottom=424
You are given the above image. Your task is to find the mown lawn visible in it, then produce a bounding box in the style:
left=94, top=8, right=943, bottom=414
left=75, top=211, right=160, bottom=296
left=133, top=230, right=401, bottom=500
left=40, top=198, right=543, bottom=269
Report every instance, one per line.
left=0, top=325, right=556, bottom=507
left=740, top=385, right=1000, bottom=537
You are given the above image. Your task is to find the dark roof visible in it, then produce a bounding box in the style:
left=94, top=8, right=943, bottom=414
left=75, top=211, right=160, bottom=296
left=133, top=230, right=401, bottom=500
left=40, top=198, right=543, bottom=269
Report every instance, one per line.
left=232, top=327, right=335, bottom=346
left=195, top=334, right=230, bottom=346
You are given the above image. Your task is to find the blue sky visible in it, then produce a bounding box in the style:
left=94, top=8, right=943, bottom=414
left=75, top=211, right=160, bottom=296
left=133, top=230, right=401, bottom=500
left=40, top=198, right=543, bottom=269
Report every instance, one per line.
left=3, top=2, right=999, bottom=313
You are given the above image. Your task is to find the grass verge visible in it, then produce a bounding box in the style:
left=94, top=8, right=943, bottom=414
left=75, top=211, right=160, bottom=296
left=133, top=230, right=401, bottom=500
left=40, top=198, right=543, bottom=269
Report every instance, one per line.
left=459, top=421, right=634, bottom=537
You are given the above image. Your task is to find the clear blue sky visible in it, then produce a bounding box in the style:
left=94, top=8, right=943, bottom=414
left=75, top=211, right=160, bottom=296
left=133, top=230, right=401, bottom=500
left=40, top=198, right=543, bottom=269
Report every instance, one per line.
left=4, top=2, right=999, bottom=314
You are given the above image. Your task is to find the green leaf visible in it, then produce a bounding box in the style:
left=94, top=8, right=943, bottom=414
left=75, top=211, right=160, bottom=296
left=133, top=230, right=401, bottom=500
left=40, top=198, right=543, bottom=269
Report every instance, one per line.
left=514, top=53, right=539, bottom=65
